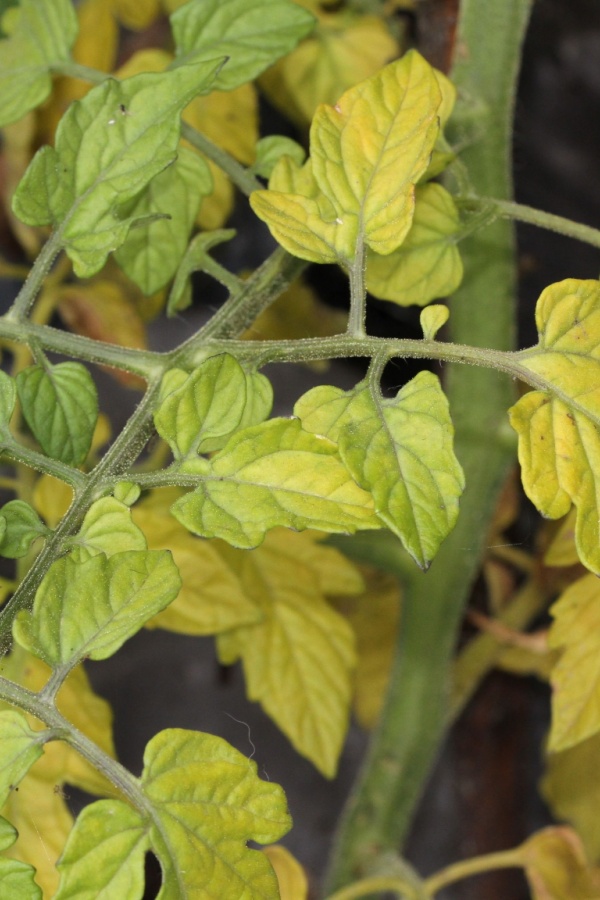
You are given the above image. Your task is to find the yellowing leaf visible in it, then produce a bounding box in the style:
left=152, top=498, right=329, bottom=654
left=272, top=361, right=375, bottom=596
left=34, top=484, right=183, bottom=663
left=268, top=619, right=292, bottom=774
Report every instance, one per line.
left=333, top=569, right=401, bottom=729
left=0, top=817, right=41, bottom=898
left=420, top=304, right=450, bottom=341
left=251, top=51, right=442, bottom=265
left=263, top=845, right=308, bottom=900
left=111, top=0, right=160, bottom=30
left=511, top=279, right=600, bottom=574
left=216, top=531, right=359, bottom=776
left=518, top=827, right=600, bottom=899
left=295, top=372, right=465, bottom=568
left=544, top=509, right=580, bottom=568
left=172, top=417, right=380, bottom=549
left=542, top=733, right=600, bottom=864
left=67, top=496, right=147, bottom=562
left=547, top=573, right=600, bottom=751
left=32, top=476, right=73, bottom=529
left=366, top=183, right=463, bottom=307
left=260, top=10, right=398, bottom=128
left=141, top=729, right=291, bottom=897
left=132, top=489, right=261, bottom=635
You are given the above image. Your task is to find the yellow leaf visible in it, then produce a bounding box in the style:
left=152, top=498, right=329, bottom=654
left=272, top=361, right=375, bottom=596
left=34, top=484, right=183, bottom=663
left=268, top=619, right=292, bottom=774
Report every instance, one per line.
left=333, top=568, right=401, bottom=729
left=263, top=845, right=309, bottom=900
left=518, top=827, right=600, bottom=899
left=215, top=531, right=361, bottom=776
left=0, top=648, right=115, bottom=897
left=111, top=0, right=161, bottom=30
left=366, top=183, right=463, bottom=307
left=32, top=476, right=73, bottom=528
left=131, top=489, right=261, bottom=635
left=511, top=279, right=600, bottom=574
left=251, top=51, right=442, bottom=264
left=545, top=509, right=580, bottom=568
left=543, top=733, right=600, bottom=864
left=547, top=573, right=600, bottom=751
left=260, top=9, right=399, bottom=128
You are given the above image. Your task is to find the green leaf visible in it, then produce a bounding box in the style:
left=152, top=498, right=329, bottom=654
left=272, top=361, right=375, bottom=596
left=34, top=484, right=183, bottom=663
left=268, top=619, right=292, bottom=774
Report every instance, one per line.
left=510, top=279, right=600, bottom=574
left=250, top=50, right=442, bottom=265
left=114, top=148, right=213, bottom=295
left=547, top=573, right=600, bottom=751
left=295, top=372, right=465, bottom=568
left=0, top=711, right=46, bottom=805
left=16, top=362, right=98, bottom=467
left=12, top=62, right=223, bottom=277
left=55, top=800, right=148, bottom=900
left=155, top=355, right=272, bottom=459
left=365, top=183, right=463, bottom=306
left=68, top=497, right=147, bottom=562
left=250, top=136, right=306, bottom=179
left=171, top=417, right=380, bottom=549
left=166, top=229, right=236, bottom=316
left=13, top=550, right=181, bottom=669
left=0, top=501, right=48, bottom=559
left=170, top=0, right=315, bottom=92
left=142, top=729, right=291, bottom=898
left=0, top=816, right=42, bottom=899
left=216, top=532, right=357, bottom=776
left=0, top=371, right=16, bottom=432
left=0, top=0, right=78, bottom=127
left=113, top=482, right=141, bottom=507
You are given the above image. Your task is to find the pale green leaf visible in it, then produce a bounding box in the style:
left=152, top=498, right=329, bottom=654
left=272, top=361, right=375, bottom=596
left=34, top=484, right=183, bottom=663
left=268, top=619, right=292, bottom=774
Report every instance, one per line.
left=216, top=537, right=356, bottom=776
left=420, top=304, right=450, bottom=341
left=67, top=497, right=147, bottom=562
left=13, top=62, right=223, bottom=277
left=547, top=574, right=600, bottom=751
left=510, top=278, right=600, bottom=574
left=251, top=51, right=442, bottom=264
left=171, top=417, right=380, bottom=549
left=155, top=355, right=272, bottom=458
left=0, top=500, right=48, bottom=559
left=55, top=800, right=148, bottom=900
left=167, top=229, right=236, bottom=315
left=16, top=362, right=98, bottom=467
left=0, top=816, right=41, bottom=899
left=0, top=371, right=16, bottom=431
left=295, top=372, right=465, bottom=568
left=113, top=482, right=141, bottom=507
left=0, top=711, right=46, bottom=805
left=141, top=729, right=291, bottom=898
left=0, top=0, right=78, bottom=127
left=366, top=183, right=463, bottom=306
left=171, top=0, right=315, bottom=92
left=114, top=148, right=212, bottom=295
left=13, top=550, right=181, bottom=668
left=250, top=136, right=306, bottom=179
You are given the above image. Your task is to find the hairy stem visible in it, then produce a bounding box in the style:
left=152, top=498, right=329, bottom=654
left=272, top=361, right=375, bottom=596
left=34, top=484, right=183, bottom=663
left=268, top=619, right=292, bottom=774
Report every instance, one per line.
left=464, top=196, right=600, bottom=249
left=4, top=230, right=64, bottom=323
left=424, top=849, right=523, bottom=895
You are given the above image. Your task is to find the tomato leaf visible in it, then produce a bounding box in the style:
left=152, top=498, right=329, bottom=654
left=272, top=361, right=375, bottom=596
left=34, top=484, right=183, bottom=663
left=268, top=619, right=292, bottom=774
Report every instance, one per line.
left=0, top=500, right=48, bottom=559
left=0, top=816, right=41, bottom=899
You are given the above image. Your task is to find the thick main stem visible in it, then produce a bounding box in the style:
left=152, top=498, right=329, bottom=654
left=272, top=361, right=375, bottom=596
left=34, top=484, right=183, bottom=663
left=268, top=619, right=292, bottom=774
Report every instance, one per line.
left=324, top=0, right=533, bottom=889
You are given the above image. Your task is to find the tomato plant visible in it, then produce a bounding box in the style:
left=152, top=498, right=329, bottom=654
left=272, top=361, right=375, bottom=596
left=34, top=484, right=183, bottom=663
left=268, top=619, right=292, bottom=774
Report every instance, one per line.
left=0, top=0, right=599, bottom=897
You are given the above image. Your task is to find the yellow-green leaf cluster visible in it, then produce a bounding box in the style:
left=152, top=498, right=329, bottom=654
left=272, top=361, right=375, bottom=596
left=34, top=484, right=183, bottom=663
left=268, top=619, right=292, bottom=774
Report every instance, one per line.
left=511, top=279, right=600, bottom=574
left=251, top=50, right=442, bottom=265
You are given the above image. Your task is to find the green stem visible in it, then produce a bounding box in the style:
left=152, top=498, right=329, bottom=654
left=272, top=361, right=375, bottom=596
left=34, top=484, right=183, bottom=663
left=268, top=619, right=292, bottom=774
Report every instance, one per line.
left=324, top=0, right=533, bottom=889
left=4, top=230, right=64, bottom=323
left=465, top=196, right=600, bottom=249
left=0, top=439, right=86, bottom=490
left=424, top=849, right=523, bottom=896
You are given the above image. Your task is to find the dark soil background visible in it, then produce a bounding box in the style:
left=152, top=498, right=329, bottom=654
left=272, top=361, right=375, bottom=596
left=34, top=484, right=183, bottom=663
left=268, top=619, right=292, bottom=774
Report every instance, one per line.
left=2, top=1, right=600, bottom=898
